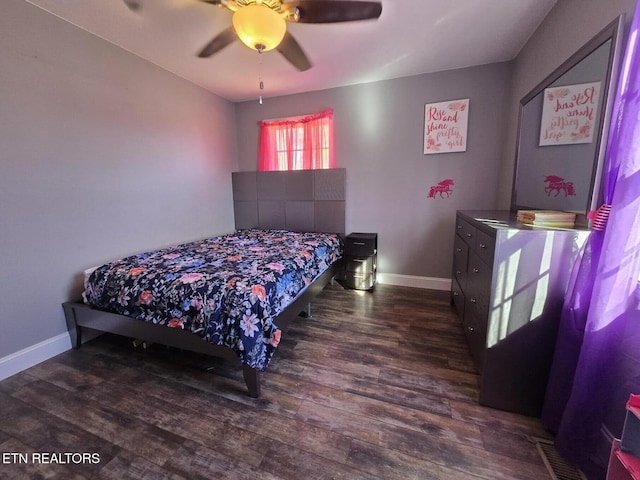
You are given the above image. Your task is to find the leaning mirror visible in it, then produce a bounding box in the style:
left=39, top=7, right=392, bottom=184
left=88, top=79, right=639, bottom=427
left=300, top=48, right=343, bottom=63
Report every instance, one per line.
left=511, top=16, right=624, bottom=225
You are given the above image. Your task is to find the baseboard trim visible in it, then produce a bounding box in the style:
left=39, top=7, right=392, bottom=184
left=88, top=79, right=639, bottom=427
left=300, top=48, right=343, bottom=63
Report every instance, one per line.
left=0, top=332, right=72, bottom=381
left=0, top=275, right=450, bottom=381
left=377, top=273, right=451, bottom=291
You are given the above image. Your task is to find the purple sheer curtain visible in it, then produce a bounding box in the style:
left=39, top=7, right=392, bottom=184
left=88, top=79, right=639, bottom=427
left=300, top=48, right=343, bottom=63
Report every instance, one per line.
left=542, top=4, right=640, bottom=479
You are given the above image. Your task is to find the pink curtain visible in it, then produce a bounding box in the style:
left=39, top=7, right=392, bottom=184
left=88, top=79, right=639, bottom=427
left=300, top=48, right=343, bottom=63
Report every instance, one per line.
left=258, top=109, right=335, bottom=171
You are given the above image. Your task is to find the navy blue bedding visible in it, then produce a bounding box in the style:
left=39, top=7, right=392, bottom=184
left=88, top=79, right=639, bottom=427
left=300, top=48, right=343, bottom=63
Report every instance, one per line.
left=82, top=230, right=342, bottom=370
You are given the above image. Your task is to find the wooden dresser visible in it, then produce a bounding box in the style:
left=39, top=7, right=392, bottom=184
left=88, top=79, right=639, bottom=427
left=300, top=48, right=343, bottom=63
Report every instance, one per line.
left=451, top=210, right=590, bottom=416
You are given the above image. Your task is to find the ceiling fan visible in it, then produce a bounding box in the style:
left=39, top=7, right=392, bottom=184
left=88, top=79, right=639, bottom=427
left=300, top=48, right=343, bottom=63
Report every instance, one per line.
left=124, top=0, right=383, bottom=71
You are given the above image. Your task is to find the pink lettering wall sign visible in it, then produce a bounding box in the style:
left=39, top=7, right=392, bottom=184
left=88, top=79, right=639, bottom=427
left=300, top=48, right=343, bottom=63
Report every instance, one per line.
left=423, top=98, right=469, bottom=155
left=539, top=82, right=601, bottom=146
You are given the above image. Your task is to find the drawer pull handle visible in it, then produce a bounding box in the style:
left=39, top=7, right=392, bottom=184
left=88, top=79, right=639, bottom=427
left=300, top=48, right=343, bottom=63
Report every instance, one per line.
left=453, top=291, right=459, bottom=296
left=456, top=248, right=462, bottom=253
left=457, top=225, right=463, bottom=229
left=456, top=270, right=461, bottom=276
left=470, top=298, right=477, bottom=303
left=466, top=233, right=472, bottom=237
left=352, top=241, right=366, bottom=246
left=479, top=243, right=487, bottom=249
left=353, top=259, right=366, bottom=263
left=468, top=326, right=475, bottom=332
left=473, top=268, right=480, bottom=273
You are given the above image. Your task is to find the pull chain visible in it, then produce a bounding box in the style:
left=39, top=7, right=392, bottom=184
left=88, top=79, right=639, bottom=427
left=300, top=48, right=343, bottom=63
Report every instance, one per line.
left=258, top=48, right=264, bottom=105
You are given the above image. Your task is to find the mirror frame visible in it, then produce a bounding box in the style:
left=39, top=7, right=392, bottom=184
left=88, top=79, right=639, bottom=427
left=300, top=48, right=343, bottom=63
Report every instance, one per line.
left=510, top=15, right=624, bottom=226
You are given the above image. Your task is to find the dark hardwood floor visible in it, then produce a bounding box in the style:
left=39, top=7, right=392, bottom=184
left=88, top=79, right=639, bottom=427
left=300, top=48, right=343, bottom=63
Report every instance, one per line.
left=0, top=284, right=553, bottom=479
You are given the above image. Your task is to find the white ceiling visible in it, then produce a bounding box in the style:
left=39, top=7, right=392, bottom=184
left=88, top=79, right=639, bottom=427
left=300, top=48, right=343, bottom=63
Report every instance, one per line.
left=25, top=0, right=557, bottom=103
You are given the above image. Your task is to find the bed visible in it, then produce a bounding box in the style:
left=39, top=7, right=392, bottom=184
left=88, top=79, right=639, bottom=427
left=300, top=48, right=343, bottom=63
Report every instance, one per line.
left=63, top=168, right=346, bottom=397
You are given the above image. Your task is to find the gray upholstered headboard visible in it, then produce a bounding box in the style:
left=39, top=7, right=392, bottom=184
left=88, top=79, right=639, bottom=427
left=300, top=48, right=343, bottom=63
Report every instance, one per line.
left=232, top=168, right=346, bottom=236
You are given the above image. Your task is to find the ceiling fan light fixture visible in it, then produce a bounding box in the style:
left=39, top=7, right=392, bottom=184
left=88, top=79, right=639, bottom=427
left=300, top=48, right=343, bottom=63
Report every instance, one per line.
left=232, top=4, right=286, bottom=52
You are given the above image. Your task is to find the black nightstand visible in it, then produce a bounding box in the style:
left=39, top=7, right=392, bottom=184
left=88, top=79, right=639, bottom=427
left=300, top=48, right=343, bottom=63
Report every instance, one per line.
left=343, top=232, right=377, bottom=290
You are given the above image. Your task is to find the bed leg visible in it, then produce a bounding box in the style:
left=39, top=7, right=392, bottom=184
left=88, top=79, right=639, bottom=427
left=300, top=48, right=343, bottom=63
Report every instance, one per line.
left=62, top=302, right=82, bottom=349
left=298, top=302, right=313, bottom=319
left=242, top=365, right=261, bottom=398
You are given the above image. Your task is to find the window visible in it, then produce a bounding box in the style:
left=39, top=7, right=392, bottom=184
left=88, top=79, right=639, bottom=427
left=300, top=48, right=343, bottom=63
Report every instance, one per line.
left=258, top=109, right=335, bottom=171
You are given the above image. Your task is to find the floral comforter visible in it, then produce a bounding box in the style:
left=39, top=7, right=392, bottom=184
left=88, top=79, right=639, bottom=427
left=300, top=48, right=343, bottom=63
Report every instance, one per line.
left=82, top=230, right=342, bottom=370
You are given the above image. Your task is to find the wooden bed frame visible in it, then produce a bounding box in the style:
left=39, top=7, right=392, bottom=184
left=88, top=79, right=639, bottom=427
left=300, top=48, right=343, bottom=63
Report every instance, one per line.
left=62, top=259, right=342, bottom=398
left=63, top=168, right=346, bottom=397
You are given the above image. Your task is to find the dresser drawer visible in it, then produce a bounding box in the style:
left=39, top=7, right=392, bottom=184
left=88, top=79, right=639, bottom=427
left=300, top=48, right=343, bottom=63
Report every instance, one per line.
left=463, top=311, right=487, bottom=373
left=345, top=256, right=375, bottom=274
left=344, top=233, right=377, bottom=256
left=455, top=217, right=476, bottom=247
left=344, top=273, right=375, bottom=290
left=453, top=234, right=469, bottom=289
left=465, top=295, right=489, bottom=333
left=466, top=251, right=491, bottom=319
left=451, top=277, right=465, bottom=317
left=475, top=229, right=495, bottom=265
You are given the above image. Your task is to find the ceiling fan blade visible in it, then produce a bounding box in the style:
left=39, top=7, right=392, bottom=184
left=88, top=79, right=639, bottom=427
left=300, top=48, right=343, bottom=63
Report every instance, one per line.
left=125, top=0, right=226, bottom=12
left=198, top=27, right=237, bottom=58
left=123, top=0, right=142, bottom=11
left=277, top=32, right=312, bottom=71
left=287, top=1, right=382, bottom=23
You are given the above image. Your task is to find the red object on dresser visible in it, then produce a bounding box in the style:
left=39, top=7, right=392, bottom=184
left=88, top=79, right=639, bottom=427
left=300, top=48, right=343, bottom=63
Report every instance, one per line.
left=607, top=395, right=640, bottom=480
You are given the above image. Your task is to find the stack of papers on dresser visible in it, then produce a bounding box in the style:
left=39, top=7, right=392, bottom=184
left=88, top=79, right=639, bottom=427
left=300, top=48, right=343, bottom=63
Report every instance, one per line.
left=517, top=210, right=576, bottom=228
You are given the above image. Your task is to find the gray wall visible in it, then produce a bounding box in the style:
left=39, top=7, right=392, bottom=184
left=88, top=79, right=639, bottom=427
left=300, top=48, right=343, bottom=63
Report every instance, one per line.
left=235, top=0, right=636, bottom=284
left=235, top=63, right=513, bottom=281
left=2, top=0, right=635, bottom=365
left=496, top=0, right=637, bottom=207
left=0, top=0, right=238, bottom=359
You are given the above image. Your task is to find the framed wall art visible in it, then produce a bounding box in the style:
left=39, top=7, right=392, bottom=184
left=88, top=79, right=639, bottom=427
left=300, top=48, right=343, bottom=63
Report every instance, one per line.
left=423, top=98, right=469, bottom=155
left=539, top=82, right=601, bottom=146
